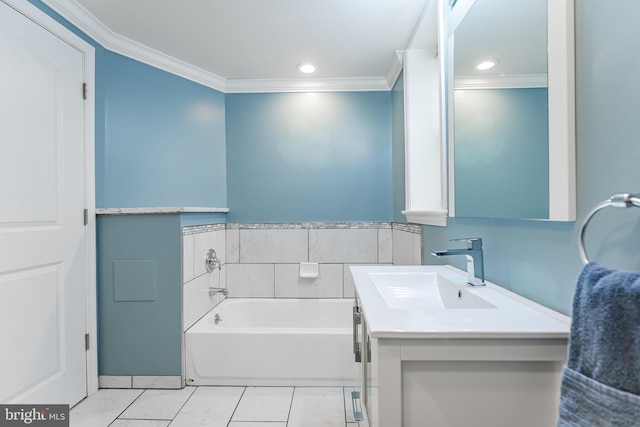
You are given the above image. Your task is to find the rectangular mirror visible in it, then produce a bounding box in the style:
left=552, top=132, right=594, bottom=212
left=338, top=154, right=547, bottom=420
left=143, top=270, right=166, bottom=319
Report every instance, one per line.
left=446, top=0, right=575, bottom=221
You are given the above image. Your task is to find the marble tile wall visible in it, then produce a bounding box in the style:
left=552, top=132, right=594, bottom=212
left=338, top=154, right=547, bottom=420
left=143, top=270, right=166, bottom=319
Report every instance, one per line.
left=181, top=222, right=422, bottom=323
left=224, top=222, right=422, bottom=299
left=391, top=223, right=423, bottom=265
left=182, top=224, right=227, bottom=332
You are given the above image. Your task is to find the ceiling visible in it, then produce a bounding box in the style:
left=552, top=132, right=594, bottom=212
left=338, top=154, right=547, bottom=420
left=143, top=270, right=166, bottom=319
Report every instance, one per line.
left=45, top=0, right=432, bottom=91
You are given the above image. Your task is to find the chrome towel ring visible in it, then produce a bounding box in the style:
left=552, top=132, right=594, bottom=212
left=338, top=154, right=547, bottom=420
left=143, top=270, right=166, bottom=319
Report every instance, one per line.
left=579, top=193, right=640, bottom=264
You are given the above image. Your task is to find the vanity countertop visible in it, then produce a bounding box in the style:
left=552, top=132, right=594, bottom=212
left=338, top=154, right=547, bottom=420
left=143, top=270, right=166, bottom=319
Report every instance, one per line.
left=350, top=265, right=570, bottom=339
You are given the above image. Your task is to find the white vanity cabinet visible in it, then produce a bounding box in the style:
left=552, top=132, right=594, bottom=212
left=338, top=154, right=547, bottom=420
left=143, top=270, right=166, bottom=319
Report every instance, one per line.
left=351, top=265, right=570, bottom=427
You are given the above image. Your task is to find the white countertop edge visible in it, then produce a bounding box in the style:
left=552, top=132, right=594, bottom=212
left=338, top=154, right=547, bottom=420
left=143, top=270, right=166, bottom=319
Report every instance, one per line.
left=351, top=264, right=571, bottom=339
left=96, top=207, right=229, bottom=215
left=369, top=330, right=570, bottom=340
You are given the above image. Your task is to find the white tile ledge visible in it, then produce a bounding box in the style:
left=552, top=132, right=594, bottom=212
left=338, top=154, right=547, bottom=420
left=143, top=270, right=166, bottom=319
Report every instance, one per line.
left=99, top=375, right=183, bottom=389
left=226, top=222, right=391, bottom=230
left=96, top=207, right=229, bottom=215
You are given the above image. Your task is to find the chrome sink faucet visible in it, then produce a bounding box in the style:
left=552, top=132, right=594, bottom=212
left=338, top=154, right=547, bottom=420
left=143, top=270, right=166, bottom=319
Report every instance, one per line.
left=431, top=238, right=485, bottom=286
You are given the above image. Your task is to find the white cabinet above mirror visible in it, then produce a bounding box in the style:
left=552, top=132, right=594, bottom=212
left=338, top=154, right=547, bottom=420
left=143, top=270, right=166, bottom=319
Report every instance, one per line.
left=401, top=0, right=449, bottom=226
left=446, top=0, right=576, bottom=221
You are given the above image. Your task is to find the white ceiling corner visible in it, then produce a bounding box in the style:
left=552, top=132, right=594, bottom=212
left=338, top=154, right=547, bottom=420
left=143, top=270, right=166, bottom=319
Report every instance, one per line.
left=42, top=0, right=227, bottom=91
left=407, top=0, right=438, bottom=50
left=42, top=0, right=429, bottom=93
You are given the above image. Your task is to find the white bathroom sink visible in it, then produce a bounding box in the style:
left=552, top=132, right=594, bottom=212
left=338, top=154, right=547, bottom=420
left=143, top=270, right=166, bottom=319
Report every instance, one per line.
left=350, top=265, right=570, bottom=339
left=369, top=272, right=496, bottom=310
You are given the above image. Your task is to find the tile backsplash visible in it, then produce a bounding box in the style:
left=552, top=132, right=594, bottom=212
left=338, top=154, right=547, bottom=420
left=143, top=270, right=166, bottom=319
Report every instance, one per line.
left=182, top=224, right=226, bottom=331
left=182, top=222, right=421, bottom=331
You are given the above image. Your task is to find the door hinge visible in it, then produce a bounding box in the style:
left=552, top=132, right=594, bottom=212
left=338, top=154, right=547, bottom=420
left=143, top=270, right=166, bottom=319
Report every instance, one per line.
left=85, top=333, right=90, bottom=351
left=83, top=208, right=88, bottom=225
left=82, top=83, right=87, bottom=100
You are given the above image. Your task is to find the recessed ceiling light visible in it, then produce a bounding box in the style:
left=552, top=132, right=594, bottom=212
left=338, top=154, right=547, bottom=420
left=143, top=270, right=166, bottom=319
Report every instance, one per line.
left=475, top=60, right=498, bottom=71
left=297, top=63, right=316, bottom=74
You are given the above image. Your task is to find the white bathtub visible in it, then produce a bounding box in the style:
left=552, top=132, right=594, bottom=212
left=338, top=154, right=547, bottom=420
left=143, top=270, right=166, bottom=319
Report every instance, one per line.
left=185, top=298, right=356, bottom=386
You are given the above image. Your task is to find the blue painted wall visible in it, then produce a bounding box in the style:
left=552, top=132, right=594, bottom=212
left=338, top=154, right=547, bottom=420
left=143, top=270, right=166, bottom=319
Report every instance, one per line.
left=225, top=92, right=393, bottom=222
left=94, top=54, right=227, bottom=374
left=27, top=1, right=227, bottom=210
left=98, top=52, right=227, bottom=208
left=454, top=88, right=549, bottom=219
left=423, top=0, right=640, bottom=315
left=179, top=213, right=227, bottom=227
left=392, top=73, right=407, bottom=223
left=97, top=215, right=182, bottom=375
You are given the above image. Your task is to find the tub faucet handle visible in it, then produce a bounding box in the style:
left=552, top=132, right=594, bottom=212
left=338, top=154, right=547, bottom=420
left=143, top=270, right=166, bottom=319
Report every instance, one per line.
left=209, top=287, right=228, bottom=297
left=205, top=248, right=222, bottom=272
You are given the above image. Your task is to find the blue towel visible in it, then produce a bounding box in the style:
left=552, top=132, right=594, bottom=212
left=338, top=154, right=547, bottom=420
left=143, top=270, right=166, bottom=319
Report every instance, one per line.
left=567, top=262, right=640, bottom=393
left=558, top=262, right=640, bottom=425
left=558, top=366, right=640, bottom=426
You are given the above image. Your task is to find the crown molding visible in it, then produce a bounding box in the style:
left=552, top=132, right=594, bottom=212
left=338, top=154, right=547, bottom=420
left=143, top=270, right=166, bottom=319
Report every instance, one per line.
left=42, top=0, right=226, bottom=91
left=384, top=51, right=404, bottom=89
left=225, top=76, right=391, bottom=93
left=455, top=74, right=548, bottom=89
left=42, top=0, right=394, bottom=93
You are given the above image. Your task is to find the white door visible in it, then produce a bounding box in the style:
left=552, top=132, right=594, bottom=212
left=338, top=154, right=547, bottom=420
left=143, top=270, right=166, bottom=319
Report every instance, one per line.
left=0, top=0, right=87, bottom=405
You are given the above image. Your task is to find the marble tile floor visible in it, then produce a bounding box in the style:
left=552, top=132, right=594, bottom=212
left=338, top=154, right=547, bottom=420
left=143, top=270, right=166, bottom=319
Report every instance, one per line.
left=70, top=386, right=361, bottom=427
